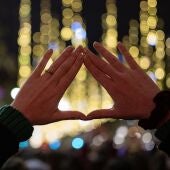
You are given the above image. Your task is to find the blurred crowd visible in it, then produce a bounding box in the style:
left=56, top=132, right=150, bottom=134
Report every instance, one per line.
left=2, top=121, right=170, bottom=170
left=2, top=142, right=170, bottom=170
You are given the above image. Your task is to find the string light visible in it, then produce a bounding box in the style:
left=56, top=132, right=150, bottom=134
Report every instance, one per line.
left=100, top=0, right=116, bottom=114
left=138, top=0, right=165, bottom=89
left=18, top=0, right=32, bottom=87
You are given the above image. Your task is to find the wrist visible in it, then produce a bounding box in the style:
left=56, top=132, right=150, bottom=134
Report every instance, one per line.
left=0, top=105, right=33, bottom=142
left=10, top=102, right=33, bottom=125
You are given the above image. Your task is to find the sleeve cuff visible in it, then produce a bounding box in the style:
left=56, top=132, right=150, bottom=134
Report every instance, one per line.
left=0, top=105, right=33, bottom=142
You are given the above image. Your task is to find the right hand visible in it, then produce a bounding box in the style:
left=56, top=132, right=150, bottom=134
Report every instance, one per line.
left=84, top=42, right=160, bottom=120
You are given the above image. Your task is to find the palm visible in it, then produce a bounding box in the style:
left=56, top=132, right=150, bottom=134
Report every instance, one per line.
left=84, top=42, right=160, bottom=120
left=11, top=46, right=86, bottom=125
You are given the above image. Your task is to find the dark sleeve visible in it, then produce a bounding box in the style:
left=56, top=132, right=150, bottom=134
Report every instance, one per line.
left=155, top=120, right=170, bottom=156
left=0, top=105, right=33, bottom=167
left=0, top=123, right=19, bottom=167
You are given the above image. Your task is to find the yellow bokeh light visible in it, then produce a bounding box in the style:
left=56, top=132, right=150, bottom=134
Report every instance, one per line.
left=23, top=23, right=31, bottom=29
left=106, top=28, right=117, bottom=37
left=72, top=1, right=82, bottom=12
left=33, top=32, right=41, bottom=43
left=19, top=65, right=31, bottom=78
left=19, top=4, right=31, bottom=17
left=72, top=14, right=83, bottom=23
left=166, top=38, right=170, bottom=48
left=140, top=13, right=149, bottom=21
left=140, top=21, right=149, bottom=34
left=148, top=0, right=157, bottom=7
left=139, top=57, right=150, bottom=69
left=18, top=35, right=31, bottom=46
left=147, top=31, right=157, bottom=45
left=147, top=16, right=157, bottom=29
left=155, top=49, right=165, bottom=59
left=107, top=4, right=117, bottom=15
left=40, top=35, right=49, bottom=44
left=140, top=37, right=147, bottom=47
left=18, top=0, right=32, bottom=89
left=50, top=29, right=60, bottom=38
left=76, top=67, right=87, bottom=81
left=61, top=27, right=72, bottom=41
left=105, top=37, right=117, bottom=48
left=51, top=19, right=60, bottom=28
left=41, top=13, right=52, bottom=24
left=40, top=25, right=50, bottom=35
left=106, top=15, right=117, bottom=27
left=148, top=7, right=157, bottom=15
left=155, top=68, right=165, bottom=80
left=156, top=41, right=165, bottom=49
left=19, top=55, right=30, bottom=65
left=62, top=18, right=72, bottom=26
left=33, top=45, right=45, bottom=57
left=129, top=46, right=139, bottom=58
left=62, top=0, right=73, bottom=6
left=20, top=46, right=31, bottom=56
left=129, top=36, right=138, bottom=45
left=129, top=28, right=138, bottom=35
left=140, top=1, right=148, bottom=11
left=130, top=20, right=139, bottom=27
left=19, top=27, right=31, bottom=35
left=63, top=8, right=73, bottom=19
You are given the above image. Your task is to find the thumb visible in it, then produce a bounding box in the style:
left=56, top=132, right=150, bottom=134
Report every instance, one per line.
left=53, top=110, right=87, bottom=121
left=87, top=109, right=119, bottom=120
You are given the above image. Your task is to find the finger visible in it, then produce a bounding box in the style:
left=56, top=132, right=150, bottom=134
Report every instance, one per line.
left=33, top=49, right=53, bottom=77
left=117, top=42, right=139, bottom=70
left=46, top=46, right=74, bottom=75
left=93, top=42, right=126, bottom=72
left=56, top=52, right=84, bottom=97
left=53, top=111, right=87, bottom=121
left=87, top=109, right=120, bottom=120
left=84, top=55, right=115, bottom=95
left=51, top=46, right=83, bottom=82
left=84, top=48, right=120, bottom=80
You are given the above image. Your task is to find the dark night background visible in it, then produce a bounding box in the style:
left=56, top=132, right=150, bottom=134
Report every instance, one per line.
left=0, top=0, right=169, bottom=103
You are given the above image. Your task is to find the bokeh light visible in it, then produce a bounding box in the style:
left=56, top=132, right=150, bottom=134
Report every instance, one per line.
left=72, top=137, right=84, bottom=149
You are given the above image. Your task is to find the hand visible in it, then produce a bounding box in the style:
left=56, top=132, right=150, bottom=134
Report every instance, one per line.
left=11, top=46, right=86, bottom=125
left=84, top=42, right=160, bottom=120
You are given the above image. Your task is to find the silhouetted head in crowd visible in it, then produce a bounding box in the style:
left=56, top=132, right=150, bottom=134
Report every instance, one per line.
left=1, top=157, right=27, bottom=170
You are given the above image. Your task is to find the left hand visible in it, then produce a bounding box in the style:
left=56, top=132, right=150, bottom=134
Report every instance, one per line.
left=11, top=46, right=86, bottom=125
left=84, top=42, right=160, bottom=120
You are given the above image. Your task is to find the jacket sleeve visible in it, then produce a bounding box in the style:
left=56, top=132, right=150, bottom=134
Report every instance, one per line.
left=155, top=120, right=170, bottom=156
left=0, top=123, right=19, bottom=167
left=0, top=105, right=33, bottom=167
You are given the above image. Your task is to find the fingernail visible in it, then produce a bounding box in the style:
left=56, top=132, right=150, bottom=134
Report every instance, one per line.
left=67, top=45, right=74, bottom=51
left=77, top=45, right=84, bottom=51
left=64, top=46, right=74, bottom=54
left=47, top=49, right=53, bottom=55
left=93, top=41, right=100, bottom=47
left=74, top=46, right=84, bottom=56
left=117, top=42, right=123, bottom=48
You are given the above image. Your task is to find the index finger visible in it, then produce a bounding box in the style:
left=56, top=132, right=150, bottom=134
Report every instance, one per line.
left=47, top=46, right=74, bottom=74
